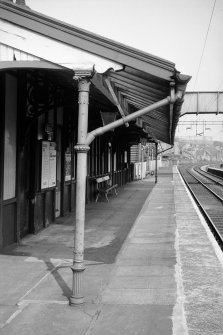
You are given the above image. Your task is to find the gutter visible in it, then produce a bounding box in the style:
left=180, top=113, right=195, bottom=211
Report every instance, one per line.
left=0, top=2, right=175, bottom=79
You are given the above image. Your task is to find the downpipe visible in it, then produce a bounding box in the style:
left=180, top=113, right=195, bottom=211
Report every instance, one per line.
left=85, top=91, right=183, bottom=146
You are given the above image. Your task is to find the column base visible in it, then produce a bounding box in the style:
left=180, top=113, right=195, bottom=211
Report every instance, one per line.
left=70, top=263, right=85, bottom=306
left=69, top=295, right=84, bottom=306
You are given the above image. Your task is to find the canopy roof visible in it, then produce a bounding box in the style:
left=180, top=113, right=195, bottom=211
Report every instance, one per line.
left=0, top=0, right=191, bottom=144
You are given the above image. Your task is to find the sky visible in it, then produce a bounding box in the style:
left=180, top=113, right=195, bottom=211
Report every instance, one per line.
left=26, top=0, right=223, bottom=141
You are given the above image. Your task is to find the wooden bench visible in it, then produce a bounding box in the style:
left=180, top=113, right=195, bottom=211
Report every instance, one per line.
left=95, top=175, right=118, bottom=202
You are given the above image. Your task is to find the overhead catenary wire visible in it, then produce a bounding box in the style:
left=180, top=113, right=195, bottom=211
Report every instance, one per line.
left=203, top=80, right=223, bottom=112
left=192, top=0, right=217, bottom=91
left=186, top=0, right=217, bottom=114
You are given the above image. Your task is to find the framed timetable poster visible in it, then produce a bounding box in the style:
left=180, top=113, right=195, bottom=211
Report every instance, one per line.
left=41, top=141, right=56, bottom=189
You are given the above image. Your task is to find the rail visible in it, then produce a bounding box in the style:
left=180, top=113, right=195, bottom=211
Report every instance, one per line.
left=178, top=165, right=223, bottom=248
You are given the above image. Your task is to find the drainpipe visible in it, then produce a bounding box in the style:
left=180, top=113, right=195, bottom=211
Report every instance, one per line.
left=169, top=82, right=175, bottom=143
left=155, top=142, right=158, bottom=183
left=70, top=71, right=92, bottom=306
left=70, top=85, right=183, bottom=305
left=141, top=144, right=144, bottom=180
left=86, top=92, right=182, bottom=146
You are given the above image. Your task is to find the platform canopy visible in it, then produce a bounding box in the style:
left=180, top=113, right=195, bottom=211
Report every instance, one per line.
left=0, top=0, right=191, bottom=145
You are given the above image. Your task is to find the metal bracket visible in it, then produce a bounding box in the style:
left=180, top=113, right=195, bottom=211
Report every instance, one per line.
left=169, top=82, right=175, bottom=142
left=104, top=77, right=129, bottom=127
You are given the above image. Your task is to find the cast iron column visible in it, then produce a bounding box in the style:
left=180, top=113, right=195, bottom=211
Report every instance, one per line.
left=70, top=72, right=91, bottom=306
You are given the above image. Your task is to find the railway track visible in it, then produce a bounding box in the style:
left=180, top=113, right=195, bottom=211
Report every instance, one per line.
left=178, top=165, right=223, bottom=248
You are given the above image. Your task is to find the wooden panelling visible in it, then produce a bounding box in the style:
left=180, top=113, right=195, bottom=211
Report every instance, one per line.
left=45, top=190, right=54, bottom=227
left=0, top=43, right=40, bottom=61
left=3, top=73, right=17, bottom=200
left=34, top=193, right=44, bottom=233
left=0, top=73, right=5, bottom=247
left=63, top=184, right=71, bottom=214
left=86, top=177, right=97, bottom=203
left=18, top=189, right=29, bottom=238
left=2, top=202, right=16, bottom=246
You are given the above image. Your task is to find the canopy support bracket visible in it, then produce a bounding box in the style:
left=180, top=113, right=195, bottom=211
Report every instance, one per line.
left=104, top=77, right=129, bottom=127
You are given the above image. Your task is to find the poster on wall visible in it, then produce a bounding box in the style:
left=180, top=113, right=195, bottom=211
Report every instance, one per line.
left=65, top=153, right=71, bottom=181
left=41, top=141, right=56, bottom=189
left=49, top=142, right=57, bottom=187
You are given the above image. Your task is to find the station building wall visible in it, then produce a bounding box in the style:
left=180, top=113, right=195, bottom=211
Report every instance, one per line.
left=0, top=69, right=132, bottom=247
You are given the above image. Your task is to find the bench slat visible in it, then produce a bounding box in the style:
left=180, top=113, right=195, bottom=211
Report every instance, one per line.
left=96, top=176, right=110, bottom=183
left=95, top=175, right=118, bottom=202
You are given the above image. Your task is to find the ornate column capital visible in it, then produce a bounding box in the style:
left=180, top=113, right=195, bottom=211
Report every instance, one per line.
left=73, top=68, right=94, bottom=103
left=78, top=79, right=91, bottom=95
left=73, top=69, right=94, bottom=90
left=74, top=144, right=90, bottom=153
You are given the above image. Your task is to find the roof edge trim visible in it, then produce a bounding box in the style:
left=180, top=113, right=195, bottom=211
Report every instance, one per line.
left=0, top=1, right=175, bottom=75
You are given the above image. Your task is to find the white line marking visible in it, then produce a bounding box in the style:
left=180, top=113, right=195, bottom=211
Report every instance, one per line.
left=18, top=299, right=68, bottom=306
left=18, top=261, right=62, bottom=302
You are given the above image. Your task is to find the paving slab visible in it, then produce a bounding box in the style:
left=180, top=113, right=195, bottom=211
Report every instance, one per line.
left=0, top=303, right=94, bottom=335
left=90, top=305, right=173, bottom=335
left=107, top=275, right=176, bottom=289
left=0, top=179, right=155, bottom=333
left=0, top=306, right=18, bottom=328
left=102, top=288, right=176, bottom=305
left=0, top=255, right=50, bottom=305
left=1, top=166, right=223, bottom=334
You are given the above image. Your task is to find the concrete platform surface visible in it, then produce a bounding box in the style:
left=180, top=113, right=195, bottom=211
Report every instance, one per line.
left=1, top=166, right=223, bottom=335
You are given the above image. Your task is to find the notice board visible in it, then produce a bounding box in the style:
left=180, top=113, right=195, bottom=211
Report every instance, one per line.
left=41, top=141, right=56, bottom=189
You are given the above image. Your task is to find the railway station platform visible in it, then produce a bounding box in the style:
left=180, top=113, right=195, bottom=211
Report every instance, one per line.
left=1, top=166, right=223, bottom=334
